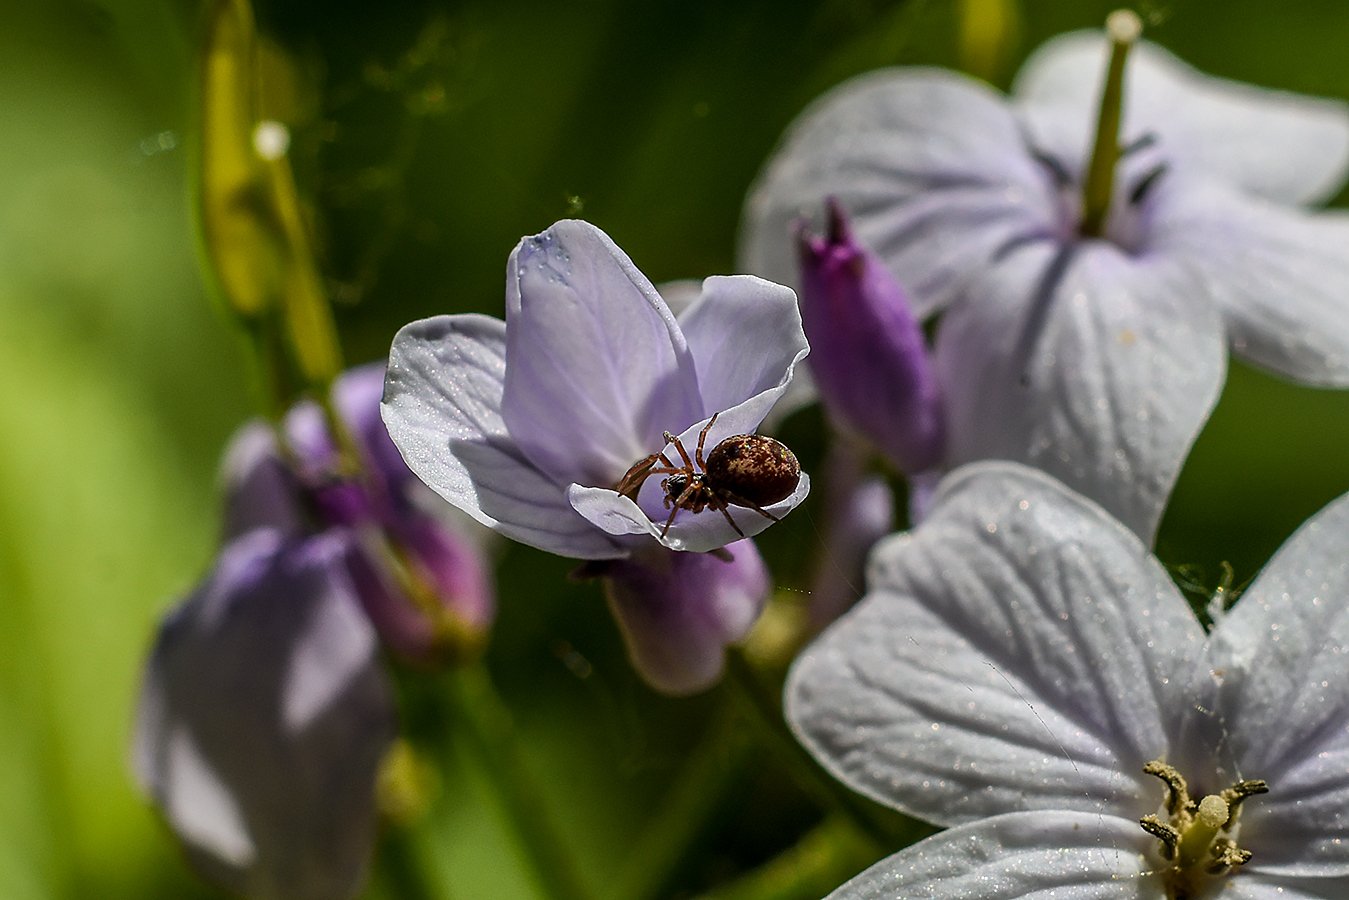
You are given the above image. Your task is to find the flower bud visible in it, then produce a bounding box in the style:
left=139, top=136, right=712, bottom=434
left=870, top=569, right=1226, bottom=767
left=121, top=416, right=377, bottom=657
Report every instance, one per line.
left=285, top=365, right=496, bottom=659
left=796, top=200, right=944, bottom=473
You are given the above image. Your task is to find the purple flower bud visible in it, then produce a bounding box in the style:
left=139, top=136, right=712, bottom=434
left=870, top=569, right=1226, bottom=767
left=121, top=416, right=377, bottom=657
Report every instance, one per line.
left=281, top=364, right=496, bottom=657
left=601, top=540, right=770, bottom=695
left=797, top=200, right=944, bottom=473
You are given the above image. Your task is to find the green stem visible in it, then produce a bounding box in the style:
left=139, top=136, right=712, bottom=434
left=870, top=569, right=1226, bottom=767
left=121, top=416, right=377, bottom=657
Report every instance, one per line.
left=613, top=702, right=756, bottom=900
left=1079, top=9, right=1142, bottom=237
left=722, top=652, right=908, bottom=848
left=446, top=664, right=593, bottom=900
left=376, top=822, right=454, bottom=900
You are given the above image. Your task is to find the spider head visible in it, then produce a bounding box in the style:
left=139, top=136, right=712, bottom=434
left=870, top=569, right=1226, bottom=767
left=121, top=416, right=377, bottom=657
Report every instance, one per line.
left=662, top=472, right=690, bottom=506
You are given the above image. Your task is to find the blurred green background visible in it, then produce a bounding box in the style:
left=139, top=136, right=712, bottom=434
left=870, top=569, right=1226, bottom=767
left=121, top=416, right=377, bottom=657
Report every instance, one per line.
left=2, top=0, right=1347, bottom=897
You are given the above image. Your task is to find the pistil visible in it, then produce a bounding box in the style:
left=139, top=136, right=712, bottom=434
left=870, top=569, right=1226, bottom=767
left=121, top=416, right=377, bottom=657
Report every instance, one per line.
left=1079, top=10, right=1142, bottom=237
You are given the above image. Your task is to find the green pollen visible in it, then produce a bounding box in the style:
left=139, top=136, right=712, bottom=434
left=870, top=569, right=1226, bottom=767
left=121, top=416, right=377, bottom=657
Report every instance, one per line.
left=1079, top=9, right=1142, bottom=238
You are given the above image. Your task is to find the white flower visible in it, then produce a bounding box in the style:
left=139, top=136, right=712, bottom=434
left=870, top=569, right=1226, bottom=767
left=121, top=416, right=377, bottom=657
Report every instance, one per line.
left=787, top=462, right=1349, bottom=897
left=743, top=28, right=1349, bottom=542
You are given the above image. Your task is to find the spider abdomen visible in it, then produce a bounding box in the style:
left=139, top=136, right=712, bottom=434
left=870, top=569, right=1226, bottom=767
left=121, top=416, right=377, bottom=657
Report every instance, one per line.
left=704, top=435, right=801, bottom=507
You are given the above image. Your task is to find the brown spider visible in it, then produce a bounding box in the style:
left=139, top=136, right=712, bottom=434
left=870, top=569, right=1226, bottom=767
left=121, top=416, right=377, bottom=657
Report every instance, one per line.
left=613, top=412, right=801, bottom=539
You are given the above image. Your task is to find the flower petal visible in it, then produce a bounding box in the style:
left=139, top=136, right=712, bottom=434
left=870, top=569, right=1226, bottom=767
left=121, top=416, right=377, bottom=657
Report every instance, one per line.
left=501, top=220, right=702, bottom=488
left=740, top=69, right=1055, bottom=318
left=602, top=540, right=770, bottom=696
left=568, top=470, right=809, bottom=554
left=132, top=529, right=395, bottom=900
left=935, top=238, right=1227, bottom=543
left=1203, top=490, right=1349, bottom=877
left=1153, top=182, right=1349, bottom=386
left=1219, top=878, right=1349, bottom=900
left=827, top=811, right=1156, bottom=899
left=1014, top=33, right=1349, bottom=205
left=786, top=463, right=1208, bottom=827
left=678, top=275, right=809, bottom=418
left=220, top=423, right=305, bottom=540
left=808, top=438, right=896, bottom=628
left=383, top=314, right=624, bottom=559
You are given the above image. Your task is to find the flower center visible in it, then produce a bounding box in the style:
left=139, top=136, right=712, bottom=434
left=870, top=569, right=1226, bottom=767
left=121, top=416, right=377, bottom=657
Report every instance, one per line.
left=1079, top=9, right=1142, bottom=237
left=1138, top=759, right=1268, bottom=899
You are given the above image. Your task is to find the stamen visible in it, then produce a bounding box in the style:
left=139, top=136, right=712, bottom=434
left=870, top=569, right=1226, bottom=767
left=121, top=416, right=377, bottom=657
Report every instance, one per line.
left=1079, top=9, right=1142, bottom=237
left=1119, top=131, right=1158, bottom=158
left=1221, top=779, right=1269, bottom=817
left=1128, top=163, right=1168, bottom=206
left=1209, top=839, right=1254, bottom=872
left=1144, top=760, right=1191, bottom=817
left=1140, top=815, right=1180, bottom=859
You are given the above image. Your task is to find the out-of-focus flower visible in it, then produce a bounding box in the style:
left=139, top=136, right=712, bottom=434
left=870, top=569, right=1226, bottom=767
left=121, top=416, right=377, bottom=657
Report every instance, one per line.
left=382, top=219, right=810, bottom=558
left=134, top=364, right=494, bottom=898
left=283, top=365, right=495, bottom=660
left=797, top=200, right=944, bottom=475
left=133, top=530, right=394, bottom=900
left=805, top=438, right=895, bottom=629
left=743, top=21, right=1349, bottom=542
left=787, top=463, right=1349, bottom=897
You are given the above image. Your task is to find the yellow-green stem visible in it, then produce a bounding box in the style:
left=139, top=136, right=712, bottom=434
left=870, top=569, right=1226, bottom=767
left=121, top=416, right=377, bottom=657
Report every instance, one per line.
left=1079, top=10, right=1141, bottom=237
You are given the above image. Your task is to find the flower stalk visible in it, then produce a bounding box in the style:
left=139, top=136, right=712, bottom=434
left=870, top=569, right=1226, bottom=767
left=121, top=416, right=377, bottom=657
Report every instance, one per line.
left=1079, top=9, right=1142, bottom=236
left=445, top=664, right=593, bottom=900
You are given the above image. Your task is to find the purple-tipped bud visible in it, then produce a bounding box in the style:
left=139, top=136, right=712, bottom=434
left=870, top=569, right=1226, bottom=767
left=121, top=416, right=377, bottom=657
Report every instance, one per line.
left=219, top=365, right=495, bottom=662
left=796, top=200, right=944, bottom=473
left=602, top=541, right=770, bottom=696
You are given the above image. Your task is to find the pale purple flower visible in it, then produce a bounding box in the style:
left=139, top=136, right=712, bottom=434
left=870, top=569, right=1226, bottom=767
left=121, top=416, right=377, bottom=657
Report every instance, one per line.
left=134, top=530, right=394, bottom=900
left=743, top=31, right=1349, bottom=542
left=787, top=463, right=1349, bottom=897
left=134, top=365, right=494, bottom=898
left=600, top=538, right=770, bottom=695
left=797, top=200, right=944, bottom=475
left=381, top=219, right=811, bottom=557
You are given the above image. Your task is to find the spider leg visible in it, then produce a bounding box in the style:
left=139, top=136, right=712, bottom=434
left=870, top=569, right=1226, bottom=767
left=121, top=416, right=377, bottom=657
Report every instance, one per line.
left=714, top=497, right=746, bottom=539
left=660, top=504, right=680, bottom=538
left=663, top=431, right=697, bottom=469
left=614, top=452, right=682, bottom=501
left=722, top=491, right=782, bottom=524
left=660, top=479, right=703, bottom=538
left=613, top=453, right=660, bottom=500
left=695, top=412, right=719, bottom=469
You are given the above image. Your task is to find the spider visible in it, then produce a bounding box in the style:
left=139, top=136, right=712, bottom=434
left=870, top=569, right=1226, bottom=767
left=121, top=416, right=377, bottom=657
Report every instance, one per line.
left=613, top=412, right=801, bottom=539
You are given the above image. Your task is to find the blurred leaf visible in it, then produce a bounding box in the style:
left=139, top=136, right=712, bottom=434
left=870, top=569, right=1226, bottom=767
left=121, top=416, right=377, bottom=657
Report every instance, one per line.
left=0, top=308, right=218, bottom=897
